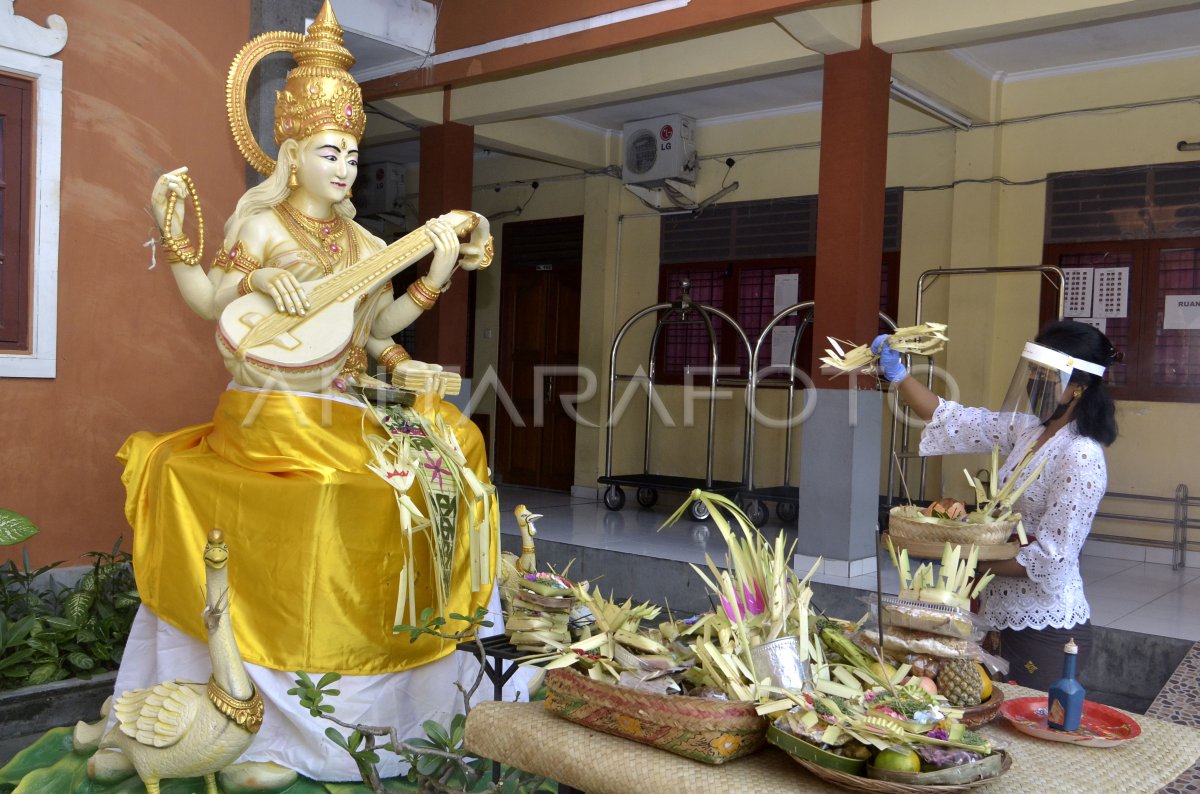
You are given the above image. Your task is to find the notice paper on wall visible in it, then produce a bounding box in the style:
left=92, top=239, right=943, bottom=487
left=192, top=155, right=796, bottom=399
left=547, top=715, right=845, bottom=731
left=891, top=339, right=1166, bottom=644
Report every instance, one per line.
left=1063, top=266, right=1129, bottom=327
left=771, top=326, right=798, bottom=369
left=1062, top=268, right=1094, bottom=317
left=1163, top=295, right=1200, bottom=330
left=1092, top=267, right=1129, bottom=318
left=1075, top=317, right=1108, bottom=334
left=773, top=273, right=799, bottom=314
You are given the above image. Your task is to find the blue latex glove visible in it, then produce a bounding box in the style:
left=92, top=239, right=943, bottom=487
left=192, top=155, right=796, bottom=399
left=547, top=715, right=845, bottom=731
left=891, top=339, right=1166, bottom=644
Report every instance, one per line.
left=871, top=334, right=908, bottom=383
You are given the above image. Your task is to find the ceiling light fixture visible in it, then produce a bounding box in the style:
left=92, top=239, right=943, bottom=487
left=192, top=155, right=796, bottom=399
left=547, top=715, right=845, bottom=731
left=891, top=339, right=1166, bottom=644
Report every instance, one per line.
left=889, top=79, right=972, bottom=131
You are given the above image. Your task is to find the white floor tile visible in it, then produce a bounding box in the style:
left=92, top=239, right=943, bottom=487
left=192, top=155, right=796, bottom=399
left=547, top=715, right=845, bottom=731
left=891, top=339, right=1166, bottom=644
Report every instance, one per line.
left=1079, top=555, right=1143, bottom=583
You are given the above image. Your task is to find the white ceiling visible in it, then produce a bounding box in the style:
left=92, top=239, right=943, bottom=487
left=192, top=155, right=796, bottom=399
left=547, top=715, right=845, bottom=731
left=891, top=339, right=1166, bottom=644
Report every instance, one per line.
left=359, top=4, right=1200, bottom=162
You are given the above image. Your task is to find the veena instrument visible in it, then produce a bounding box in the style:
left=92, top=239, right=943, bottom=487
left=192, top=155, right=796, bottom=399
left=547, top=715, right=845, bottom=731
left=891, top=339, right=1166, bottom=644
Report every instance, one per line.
left=216, top=210, right=480, bottom=383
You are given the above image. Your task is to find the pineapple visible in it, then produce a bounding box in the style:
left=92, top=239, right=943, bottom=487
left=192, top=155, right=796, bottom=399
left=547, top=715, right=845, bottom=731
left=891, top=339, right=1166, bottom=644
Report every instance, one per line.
left=938, top=658, right=984, bottom=707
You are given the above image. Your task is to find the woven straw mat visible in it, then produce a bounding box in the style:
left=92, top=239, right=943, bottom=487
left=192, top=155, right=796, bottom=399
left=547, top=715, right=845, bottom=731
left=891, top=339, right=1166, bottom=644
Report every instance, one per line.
left=464, top=684, right=1200, bottom=793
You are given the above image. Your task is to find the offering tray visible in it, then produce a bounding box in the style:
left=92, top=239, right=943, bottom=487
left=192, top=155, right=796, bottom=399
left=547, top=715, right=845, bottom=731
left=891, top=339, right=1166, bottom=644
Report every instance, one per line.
left=999, top=696, right=1141, bottom=747
left=881, top=532, right=1019, bottom=561
left=785, top=749, right=1010, bottom=793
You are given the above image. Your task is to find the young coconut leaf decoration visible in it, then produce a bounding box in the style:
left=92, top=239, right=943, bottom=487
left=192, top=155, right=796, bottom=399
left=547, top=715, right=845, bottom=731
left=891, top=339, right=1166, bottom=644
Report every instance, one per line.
left=962, top=444, right=1047, bottom=545
left=661, top=490, right=821, bottom=702
left=819, top=322, right=948, bottom=376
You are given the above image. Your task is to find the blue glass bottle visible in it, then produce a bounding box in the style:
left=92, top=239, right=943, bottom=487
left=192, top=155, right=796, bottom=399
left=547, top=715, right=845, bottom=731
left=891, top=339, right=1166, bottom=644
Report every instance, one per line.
left=1047, top=638, right=1085, bottom=731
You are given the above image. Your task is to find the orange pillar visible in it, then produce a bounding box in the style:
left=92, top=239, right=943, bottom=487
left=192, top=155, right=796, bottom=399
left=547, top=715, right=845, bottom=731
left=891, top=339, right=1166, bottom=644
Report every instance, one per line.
left=795, top=28, right=892, bottom=566
left=415, top=120, right=474, bottom=372
left=810, top=41, right=891, bottom=387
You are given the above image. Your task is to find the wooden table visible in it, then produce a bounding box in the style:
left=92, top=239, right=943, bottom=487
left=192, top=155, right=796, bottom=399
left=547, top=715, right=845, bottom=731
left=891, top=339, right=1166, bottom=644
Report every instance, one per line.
left=464, top=684, right=1200, bottom=793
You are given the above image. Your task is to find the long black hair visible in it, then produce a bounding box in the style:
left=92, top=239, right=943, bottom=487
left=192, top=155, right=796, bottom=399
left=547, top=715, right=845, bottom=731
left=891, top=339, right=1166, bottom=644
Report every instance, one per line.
left=1035, top=319, right=1119, bottom=446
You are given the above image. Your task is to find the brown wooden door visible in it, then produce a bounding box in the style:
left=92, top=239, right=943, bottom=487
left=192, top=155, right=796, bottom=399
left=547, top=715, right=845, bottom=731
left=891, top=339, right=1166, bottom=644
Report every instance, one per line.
left=496, top=217, right=583, bottom=490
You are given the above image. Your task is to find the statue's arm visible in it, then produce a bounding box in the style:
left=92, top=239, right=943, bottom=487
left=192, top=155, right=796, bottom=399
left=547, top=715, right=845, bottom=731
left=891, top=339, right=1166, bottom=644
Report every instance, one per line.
left=151, top=169, right=220, bottom=321
left=371, top=217, right=461, bottom=339
left=210, top=218, right=310, bottom=317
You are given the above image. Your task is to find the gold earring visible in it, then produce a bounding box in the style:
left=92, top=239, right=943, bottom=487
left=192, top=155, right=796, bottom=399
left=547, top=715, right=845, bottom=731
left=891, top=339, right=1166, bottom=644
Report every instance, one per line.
left=346, top=186, right=353, bottom=200
left=287, top=163, right=299, bottom=190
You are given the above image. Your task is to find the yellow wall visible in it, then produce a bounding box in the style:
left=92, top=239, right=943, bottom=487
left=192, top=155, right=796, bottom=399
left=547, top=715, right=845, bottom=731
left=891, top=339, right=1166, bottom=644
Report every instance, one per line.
left=465, top=50, right=1200, bottom=552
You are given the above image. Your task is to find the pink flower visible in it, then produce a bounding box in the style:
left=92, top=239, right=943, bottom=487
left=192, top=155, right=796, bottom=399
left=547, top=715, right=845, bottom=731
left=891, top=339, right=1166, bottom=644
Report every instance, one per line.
left=720, top=581, right=766, bottom=619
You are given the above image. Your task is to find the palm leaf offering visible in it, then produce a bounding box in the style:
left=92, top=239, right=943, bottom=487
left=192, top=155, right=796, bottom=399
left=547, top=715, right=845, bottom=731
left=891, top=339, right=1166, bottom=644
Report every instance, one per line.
left=898, top=443, right=1045, bottom=546
left=819, top=322, right=948, bottom=376
left=522, top=490, right=820, bottom=702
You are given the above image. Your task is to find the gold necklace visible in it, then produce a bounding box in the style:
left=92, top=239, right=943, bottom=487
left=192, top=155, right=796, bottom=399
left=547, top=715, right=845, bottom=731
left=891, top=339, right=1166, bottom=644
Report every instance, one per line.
left=275, top=202, right=355, bottom=274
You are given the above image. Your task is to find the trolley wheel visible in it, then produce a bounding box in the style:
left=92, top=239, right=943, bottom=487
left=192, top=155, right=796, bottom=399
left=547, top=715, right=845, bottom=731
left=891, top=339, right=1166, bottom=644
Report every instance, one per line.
left=777, top=501, right=799, bottom=523
left=603, top=485, right=625, bottom=511
left=744, top=499, right=768, bottom=527
left=689, top=499, right=711, bottom=522
left=636, top=487, right=658, bottom=508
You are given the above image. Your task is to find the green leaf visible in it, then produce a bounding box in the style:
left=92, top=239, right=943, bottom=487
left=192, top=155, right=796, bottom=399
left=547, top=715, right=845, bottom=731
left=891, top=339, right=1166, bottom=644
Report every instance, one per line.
left=414, top=753, right=443, bottom=777
left=0, top=648, right=35, bottom=669
left=316, top=671, right=342, bottom=689
left=423, top=719, right=451, bottom=748
left=42, top=616, right=76, bottom=632
left=64, top=592, right=94, bottom=625
left=0, top=509, right=38, bottom=545
left=27, top=662, right=60, bottom=685
left=324, top=727, right=350, bottom=750
left=113, top=592, right=141, bottom=609
left=67, top=652, right=95, bottom=671
left=358, top=751, right=380, bottom=764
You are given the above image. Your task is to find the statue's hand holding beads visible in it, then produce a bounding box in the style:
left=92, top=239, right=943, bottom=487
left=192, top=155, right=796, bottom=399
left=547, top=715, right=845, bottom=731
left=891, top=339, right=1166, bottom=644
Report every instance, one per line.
left=151, top=166, right=190, bottom=237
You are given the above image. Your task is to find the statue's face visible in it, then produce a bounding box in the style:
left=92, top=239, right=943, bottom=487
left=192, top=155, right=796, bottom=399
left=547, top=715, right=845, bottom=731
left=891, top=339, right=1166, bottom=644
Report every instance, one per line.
left=294, top=130, right=359, bottom=206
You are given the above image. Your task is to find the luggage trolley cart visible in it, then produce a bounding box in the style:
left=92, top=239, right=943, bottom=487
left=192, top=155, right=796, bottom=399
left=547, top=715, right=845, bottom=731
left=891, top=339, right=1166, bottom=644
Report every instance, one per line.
left=599, top=281, right=753, bottom=522
left=738, top=302, right=896, bottom=526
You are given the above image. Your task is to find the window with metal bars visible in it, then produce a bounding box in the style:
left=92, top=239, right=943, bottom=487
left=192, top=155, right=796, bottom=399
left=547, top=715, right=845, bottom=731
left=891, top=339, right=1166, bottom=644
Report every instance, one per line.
left=1043, top=164, right=1200, bottom=401
left=656, top=192, right=901, bottom=383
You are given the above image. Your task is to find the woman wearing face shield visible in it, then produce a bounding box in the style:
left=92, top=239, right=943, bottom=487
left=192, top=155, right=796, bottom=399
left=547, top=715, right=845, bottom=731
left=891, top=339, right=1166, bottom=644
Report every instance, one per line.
left=872, top=320, right=1119, bottom=688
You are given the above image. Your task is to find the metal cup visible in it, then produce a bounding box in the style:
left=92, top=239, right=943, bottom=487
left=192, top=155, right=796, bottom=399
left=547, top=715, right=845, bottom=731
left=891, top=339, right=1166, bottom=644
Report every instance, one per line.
left=749, top=635, right=812, bottom=692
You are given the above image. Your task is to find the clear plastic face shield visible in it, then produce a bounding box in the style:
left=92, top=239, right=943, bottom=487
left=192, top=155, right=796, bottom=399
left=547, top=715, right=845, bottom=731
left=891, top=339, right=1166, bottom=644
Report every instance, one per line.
left=1000, top=342, right=1106, bottom=426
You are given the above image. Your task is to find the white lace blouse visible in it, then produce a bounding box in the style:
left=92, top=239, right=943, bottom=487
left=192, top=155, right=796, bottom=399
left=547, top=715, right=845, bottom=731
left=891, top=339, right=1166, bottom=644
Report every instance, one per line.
left=918, top=399, right=1106, bottom=631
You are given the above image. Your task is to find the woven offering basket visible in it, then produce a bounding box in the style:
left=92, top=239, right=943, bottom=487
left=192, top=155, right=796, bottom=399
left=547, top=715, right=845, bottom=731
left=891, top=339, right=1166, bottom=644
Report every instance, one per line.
left=888, top=506, right=1014, bottom=546
left=543, top=668, right=767, bottom=764
left=788, top=750, right=1011, bottom=793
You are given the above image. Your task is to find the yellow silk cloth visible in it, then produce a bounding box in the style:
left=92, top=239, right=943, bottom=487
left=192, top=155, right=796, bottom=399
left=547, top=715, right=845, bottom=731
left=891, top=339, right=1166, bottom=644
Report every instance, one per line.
left=117, top=389, right=497, bottom=676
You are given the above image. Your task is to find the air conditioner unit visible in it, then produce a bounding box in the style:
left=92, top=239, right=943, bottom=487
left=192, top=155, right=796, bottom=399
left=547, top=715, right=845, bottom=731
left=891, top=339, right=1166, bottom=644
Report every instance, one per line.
left=354, top=162, right=406, bottom=218
left=621, top=114, right=697, bottom=186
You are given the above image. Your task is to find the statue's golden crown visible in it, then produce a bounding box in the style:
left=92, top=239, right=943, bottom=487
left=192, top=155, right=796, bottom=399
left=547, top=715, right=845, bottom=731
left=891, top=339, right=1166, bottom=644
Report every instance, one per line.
left=227, top=0, right=367, bottom=176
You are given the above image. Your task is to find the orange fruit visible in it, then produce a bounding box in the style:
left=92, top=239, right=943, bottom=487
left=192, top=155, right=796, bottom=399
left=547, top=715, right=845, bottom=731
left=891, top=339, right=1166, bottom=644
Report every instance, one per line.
left=975, top=662, right=993, bottom=702
left=872, top=748, right=921, bottom=773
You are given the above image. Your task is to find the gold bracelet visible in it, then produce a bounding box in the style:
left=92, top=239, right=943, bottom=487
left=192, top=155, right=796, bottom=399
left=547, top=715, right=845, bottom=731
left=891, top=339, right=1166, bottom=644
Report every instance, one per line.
left=378, top=344, right=412, bottom=372
left=407, top=276, right=440, bottom=310
left=477, top=236, right=494, bottom=269
left=237, top=275, right=255, bottom=296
